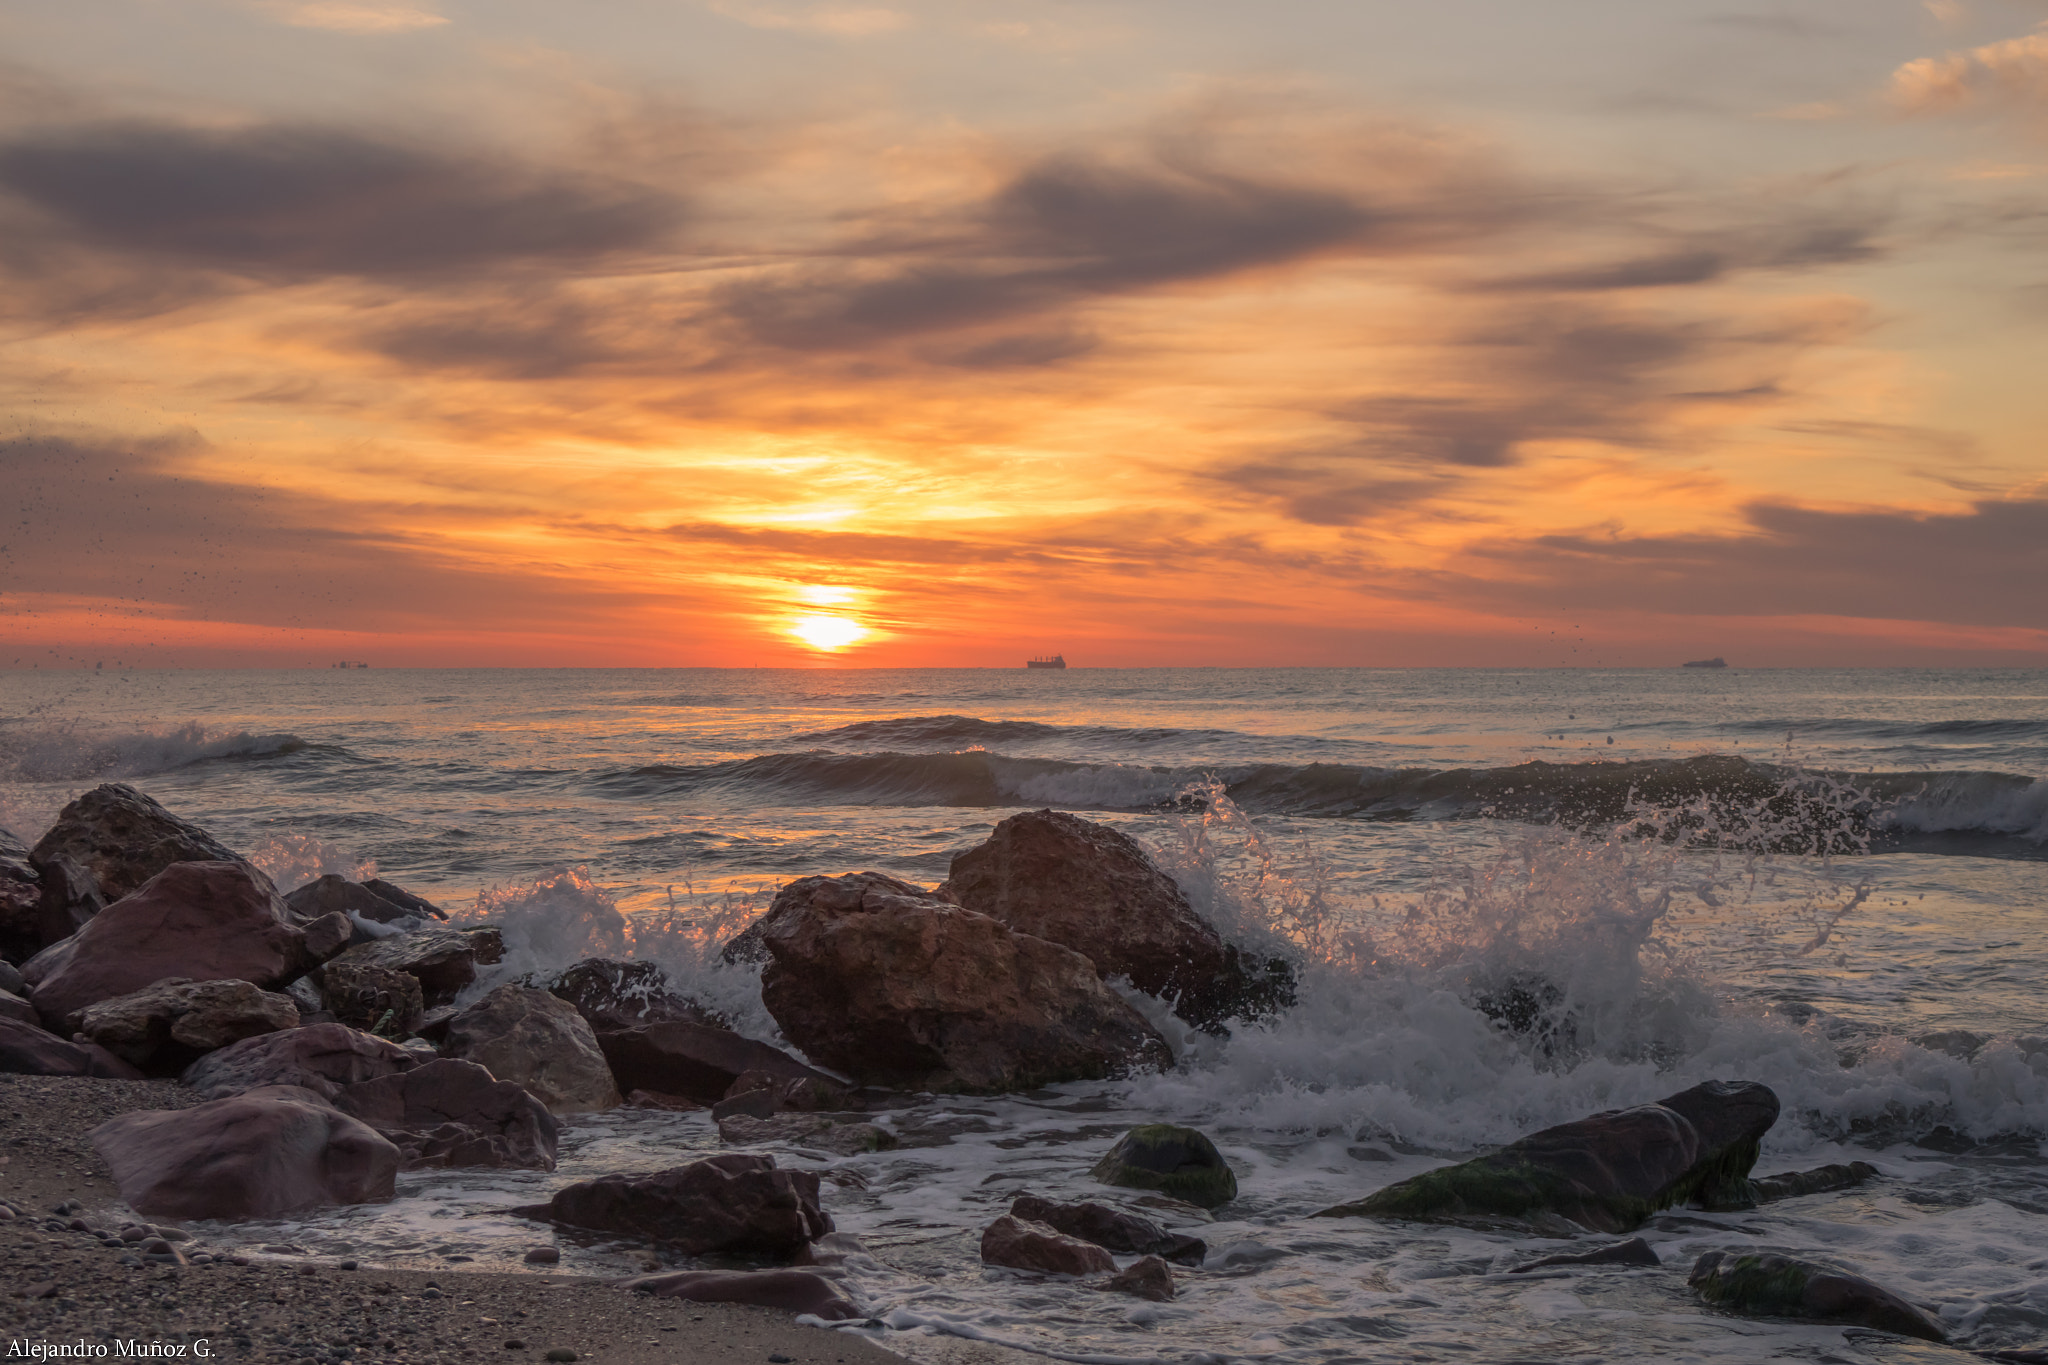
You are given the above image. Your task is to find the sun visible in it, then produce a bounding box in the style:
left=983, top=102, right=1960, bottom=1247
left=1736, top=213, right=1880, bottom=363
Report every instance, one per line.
left=788, top=614, right=870, bottom=651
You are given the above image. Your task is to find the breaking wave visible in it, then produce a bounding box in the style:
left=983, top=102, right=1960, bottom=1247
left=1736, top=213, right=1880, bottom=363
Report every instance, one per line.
left=0, top=720, right=321, bottom=783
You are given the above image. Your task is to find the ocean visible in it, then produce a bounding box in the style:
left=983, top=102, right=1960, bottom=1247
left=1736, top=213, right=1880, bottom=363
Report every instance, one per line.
left=4, top=665, right=2047, bottom=1363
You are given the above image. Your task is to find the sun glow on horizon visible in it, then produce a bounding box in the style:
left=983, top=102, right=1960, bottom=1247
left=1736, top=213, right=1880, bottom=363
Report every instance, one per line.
left=787, top=613, right=870, bottom=651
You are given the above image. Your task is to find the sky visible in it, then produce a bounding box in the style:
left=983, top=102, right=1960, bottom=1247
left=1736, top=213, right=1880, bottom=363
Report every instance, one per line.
left=1, top=0, right=2044, bottom=669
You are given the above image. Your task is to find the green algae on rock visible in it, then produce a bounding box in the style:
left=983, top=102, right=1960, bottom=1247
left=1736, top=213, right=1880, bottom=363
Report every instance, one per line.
left=1313, top=1079, right=1779, bottom=1233
left=1090, top=1124, right=1238, bottom=1208
left=1688, top=1250, right=1946, bottom=1342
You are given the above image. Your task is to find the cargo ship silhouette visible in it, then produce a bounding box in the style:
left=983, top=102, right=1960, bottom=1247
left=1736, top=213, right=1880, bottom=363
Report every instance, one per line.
left=1026, top=654, right=1067, bottom=669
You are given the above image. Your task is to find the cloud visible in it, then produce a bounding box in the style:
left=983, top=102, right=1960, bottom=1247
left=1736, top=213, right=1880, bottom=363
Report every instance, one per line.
left=248, top=1, right=450, bottom=34
left=1889, top=24, right=2048, bottom=117
left=0, top=120, right=683, bottom=283
left=1478, top=212, right=1885, bottom=292
left=706, top=1, right=907, bottom=36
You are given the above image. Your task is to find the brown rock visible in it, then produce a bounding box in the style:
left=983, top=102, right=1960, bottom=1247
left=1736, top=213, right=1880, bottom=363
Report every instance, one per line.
left=0, top=1013, right=144, bottom=1077
left=0, top=829, right=41, bottom=962
left=89, top=1085, right=399, bottom=1219
left=943, top=809, right=1294, bottom=1028
left=181, top=1021, right=422, bottom=1100
left=284, top=875, right=418, bottom=926
left=77, top=977, right=299, bottom=1072
left=316, top=926, right=503, bottom=1007
left=979, top=1215, right=1115, bottom=1276
left=620, top=1269, right=859, bottom=1320
left=444, top=985, right=621, bottom=1114
left=1009, top=1194, right=1206, bottom=1265
left=298, top=911, right=354, bottom=966
left=29, top=783, right=244, bottom=905
left=1103, top=1255, right=1175, bottom=1301
left=523, top=1153, right=830, bottom=1258
left=710, top=1069, right=857, bottom=1122
left=540, top=958, right=726, bottom=1032
left=329, top=1057, right=560, bottom=1170
left=716, top=1112, right=896, bottom=1156
left=595, top=1021, right=837, bottom=1107
left=32, top=854, right=105, bottom=951
left=0, top=988, right=37, bottom=1026
left=756, top=872, right=1172, bottom=1093
left=363, top=878, right=447, bottom=920
left=22, top=861, right=310, bottom=1030
left=317, top=961, right=425, bottom=1037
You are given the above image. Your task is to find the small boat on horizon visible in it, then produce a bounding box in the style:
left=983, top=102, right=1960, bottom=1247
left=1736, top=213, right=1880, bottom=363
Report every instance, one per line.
left=1026, top=654, right=1067, bottom=669
left=1682, top=657, right=1728, bottom=669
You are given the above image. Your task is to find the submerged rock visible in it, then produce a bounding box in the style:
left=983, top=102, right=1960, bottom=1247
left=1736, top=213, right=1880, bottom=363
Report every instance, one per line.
left=1103, top=1255, right=1176, bottom=1302
left=443, top=985, right=620, bottom=1114
left=1511, top=1237, right=1661, bottom=1272
left=1688, top=1250, right=1945, bottom=1342
left=979, top=1215, right=1115, bottom=1276
left=1009, top=1194, right=1206, bottom=1265
left=621, top=1268, right=860, bottom=1320
left=1750, top=1161, right=1879, bottom=1203
left=76, top=977, right=299, bottom=1073
left=1314, top=1080, right=1780, bottom=1234
left=521, top=1153, right=830, bottom=1259
left=942, top=809, right=1295, bottom=1028
left=1090, top=1125, right=1239, bottom=1209
left=755, top=871, right=1173, bottom=1093
left=715, top=1111, right=895, bottom=1155
left=90, top=1086, right=400, bottom=1220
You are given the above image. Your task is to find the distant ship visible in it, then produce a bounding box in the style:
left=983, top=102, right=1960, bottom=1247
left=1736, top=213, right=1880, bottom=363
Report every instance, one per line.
left=1026, top=654, right=1067, bottom=670
left=1682, top=657, right=1728, bottom=669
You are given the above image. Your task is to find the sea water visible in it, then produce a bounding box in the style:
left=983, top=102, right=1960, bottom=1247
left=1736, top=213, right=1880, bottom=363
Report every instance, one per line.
left=3, top=666, right=2047, bottom=1363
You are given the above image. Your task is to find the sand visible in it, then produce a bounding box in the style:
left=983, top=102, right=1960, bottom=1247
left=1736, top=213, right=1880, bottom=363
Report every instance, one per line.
left=0, top=1076, right=1040, bottom=1365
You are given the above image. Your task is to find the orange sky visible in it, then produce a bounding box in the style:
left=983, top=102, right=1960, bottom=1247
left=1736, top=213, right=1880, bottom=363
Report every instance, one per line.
left=1, top=0, right=2044, bottom=668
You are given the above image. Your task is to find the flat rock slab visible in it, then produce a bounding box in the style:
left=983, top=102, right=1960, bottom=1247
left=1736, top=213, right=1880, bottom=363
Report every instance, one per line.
left=521, top=1153, right=830, bottom=1259
left=182, top=1022, right=422, bottom=1100
left=90, top=1085, right=399, bottom=1220
left=620, top=1269, right=860, bottom=1320
left=1316, top=1080, right=1780, bottom=1234
left=0, top=1014, right=143, bottom=1078
left=1689, top=1250, right=1946, bottom=1342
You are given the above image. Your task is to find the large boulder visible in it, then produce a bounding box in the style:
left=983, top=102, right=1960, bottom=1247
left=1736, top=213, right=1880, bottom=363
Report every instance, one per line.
left=0, top=829, right=39, bottom=962
left=943, top=810, right=1295, bottom=1028
left=182, top=1021, right=422, bottom=1100
left=30, top=783, right=244, bottom=907
left=540, top=958, right=725, bottom=1032
left=317, top=960, right=425, bottom=1037
left=979, top=1215, right=1115, bottom=1276
left=1315, top=1079, right=1780, bottom=1234
left=755, top=872, right=1173, bottom=1093
left=443, top=986, right=620, bottom=1114
left=1090, top=1125, right=1239, bottom=1209
left=0, top=1014, right=143, bottom=1078
left=284, top=875, right=418, bottom=926
left=1689, top=1251, right=1945, bottom=1342
left=89, top=1086, right=399, bottom=1220
left=22, top=861, right=326, bottom=1030
left=32, top=855, right=105, bottom=951
left=595, top=1021, right=837, bottom=1107
left=76, top=977, right=299, bottom=1073
left=620, top=1269, right=860, bottom=1320
left=315, top=926, right=503, bottom=1007
left=521, top=1154, right=829, bottom=1259
left=1009, top=1194, right=1206, bottom=1265
left=329, top=1057, right=559, bottom=1170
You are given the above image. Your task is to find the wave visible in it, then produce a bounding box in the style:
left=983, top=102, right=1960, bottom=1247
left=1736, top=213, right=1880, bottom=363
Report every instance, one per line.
left=588, top=748, right=2048, bottom=853
left=1727, top=716, right=2048, bottom=742
left=791, top=713, right=1263, bottom=751
left=0, top=721, right=324, bottom=783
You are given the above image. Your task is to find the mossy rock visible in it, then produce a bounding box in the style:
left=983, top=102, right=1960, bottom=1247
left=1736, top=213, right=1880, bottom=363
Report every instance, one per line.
left=1090, top=1124, right=1237, bottom=1208
left=1689, top=1251, right=1945, bottom=1343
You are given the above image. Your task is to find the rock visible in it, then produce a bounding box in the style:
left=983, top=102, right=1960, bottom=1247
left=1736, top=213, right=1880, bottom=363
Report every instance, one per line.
left=710, top=1070, right=857, bottom=1122
left=0, top=988, right=37, bottom=1026
left=22, top=861, right=315, bottom=1030
left=523, top=1246, right=560, bottom=1265
left=317, top=961, right=425, bottom=1037
left=1314, top=1080, right=1781, bottom=1234
left=1009, top=1194, right=1206, bottom=1265
left=32, top=854, right=106, bottom=951
left=76, top=977, right=299, bottom=1072
left=315, top=926, right=503, bottom=1008
left=30, top=783, right=244, bottom=906
left=89, top=1086, right=399, bottom=1220
left=328, top=1057, right=559, bottom=1170
left=443, top=986, right=621, bottom=1114
left=1512, top=1237, right=1662, bottom=1272
left=0, top=829, right=39, bottom=962
left=716, top=1112, right=896, bottom=1156
left=521, top=1154, right=829, bottom=1259
left=182, top=1021, right=423, bottom=1100
left=363, top=878, right=447, bottom=920
left=284, top=875, right=418, bottom=927
left=1103, top=1255, right=1175, bottom=1301
left=539, top=958, right=725, bottom=1032
left=1688, top=1250, right=1946, bottom=1342
left=595, top=1021, right=838, bottom=1107
left=0, top=1014, right=144, bottom=1077
left=0, top=958, right=24, bottom=996
left=755, top=871, right=1173, bottom=1093
left=979, top=1215, right=1115, bottom=1276
left=1091, top=1125, right=1239, bottom=1209
left=624, top=1089, right=704, bottom=1111
left=943, top=809, right=1295, bottom=1028
left=620, top=1268, right=860, bottom=1320
left=1750, top=1161, right=1879, bottom=1203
